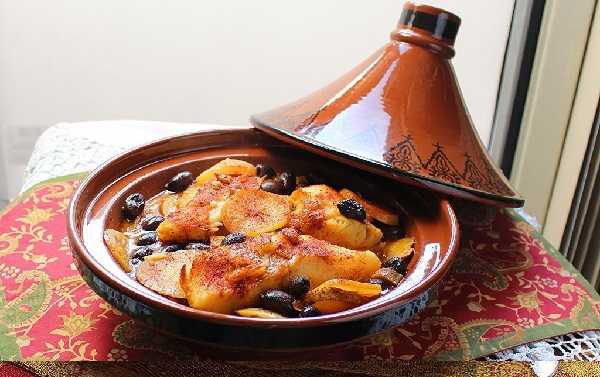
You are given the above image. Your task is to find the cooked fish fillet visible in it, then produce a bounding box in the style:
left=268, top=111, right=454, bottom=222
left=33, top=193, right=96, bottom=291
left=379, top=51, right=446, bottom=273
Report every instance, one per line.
left=180, top=234, right=287, bottom=313
left=289, top=185, right=382, bottom=249
left=180, top=232, right=381, bottom=313
left=157, top=175, right=260, bottom=243
left=287, top=235, right=382, bottom=288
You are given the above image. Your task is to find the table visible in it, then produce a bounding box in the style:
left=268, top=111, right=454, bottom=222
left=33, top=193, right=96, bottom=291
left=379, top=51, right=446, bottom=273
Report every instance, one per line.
left=16, top=121, right=600, bottom=363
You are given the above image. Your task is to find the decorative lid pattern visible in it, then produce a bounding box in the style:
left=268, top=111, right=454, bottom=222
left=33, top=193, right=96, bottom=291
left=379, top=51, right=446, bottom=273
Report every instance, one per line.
left=251, top=2, right=523, bottom=207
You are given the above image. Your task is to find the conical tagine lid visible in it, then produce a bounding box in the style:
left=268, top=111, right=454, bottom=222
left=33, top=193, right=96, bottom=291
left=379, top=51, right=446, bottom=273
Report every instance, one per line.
left=251, top=2, right=523, bottom=207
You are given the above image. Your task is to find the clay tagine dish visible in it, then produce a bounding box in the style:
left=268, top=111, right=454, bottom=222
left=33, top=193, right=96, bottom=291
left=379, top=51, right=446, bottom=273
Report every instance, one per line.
left=68, top=127, right=460, bottom=351
left=252, top=2, right=523, bottom=208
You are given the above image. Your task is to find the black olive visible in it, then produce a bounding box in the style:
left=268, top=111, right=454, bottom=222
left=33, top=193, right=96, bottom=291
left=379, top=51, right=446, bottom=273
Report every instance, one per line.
left=260, top=179, right=285, bottom=194
left=299, top=305, right=321, bottom=318
left=306, top=171, right=326, bottom=185
left=122, top=193, right=145, bottom=221
left=130, top=258, right=141, bottom=265
left=278, top=172, right=296, bottom=194
left=222, top=232, right=246, bottom=245
left=186, top=242, right=210, bottom=250
left=296, top=176, right=310, bottom=188
left=260, top=290, right=296, bottom=317
left=136, top=231, right=158, bottom=246
left=256, top=164, right=276, bottom=178
left=132, top=246, right=153, bottom=260
left=337, top=199, right=366, bottom=222
left=165, top=171, right=194, bottom=193
left=373, top=219, right=405, bottom=241
left=381, top=225, right=405, bottom=241
left=140, top=215, right=164, bottom=231
left=382, top=256, right=411, bottom=276
left=287, top=276, right=310, bottom=298
left=162, top=244, right=182, bottom=253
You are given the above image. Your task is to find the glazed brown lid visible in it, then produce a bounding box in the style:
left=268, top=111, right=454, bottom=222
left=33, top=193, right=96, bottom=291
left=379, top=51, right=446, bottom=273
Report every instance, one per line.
left=251, top=2, right=523, bottom=208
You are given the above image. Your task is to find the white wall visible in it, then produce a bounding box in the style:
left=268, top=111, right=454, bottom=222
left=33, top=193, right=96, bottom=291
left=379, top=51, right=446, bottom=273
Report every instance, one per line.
left=0, top=0, right=514, bottom=199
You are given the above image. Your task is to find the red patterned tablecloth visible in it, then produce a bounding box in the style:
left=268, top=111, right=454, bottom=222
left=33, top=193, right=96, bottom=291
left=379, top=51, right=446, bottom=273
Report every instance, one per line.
left=0, top=176, right=598, bottom=361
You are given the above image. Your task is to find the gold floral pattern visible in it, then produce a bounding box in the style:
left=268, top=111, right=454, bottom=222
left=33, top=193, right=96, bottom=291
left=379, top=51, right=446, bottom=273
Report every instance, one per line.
left=513, top=291, right=541, bottom=311
left=18, top=207, right=54, bottom=227
left=51, top=313, right=98, bottom=338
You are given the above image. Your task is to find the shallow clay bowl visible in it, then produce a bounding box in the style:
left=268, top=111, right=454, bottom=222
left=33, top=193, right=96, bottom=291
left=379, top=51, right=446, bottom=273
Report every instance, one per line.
left=67, top=126, right=460, bottom=351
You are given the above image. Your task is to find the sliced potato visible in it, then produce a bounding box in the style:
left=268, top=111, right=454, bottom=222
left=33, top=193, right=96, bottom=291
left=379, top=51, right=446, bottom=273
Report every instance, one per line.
left=143, top=192, right=168, bottom=217
left=104, top=229, right=131, bottom=273
left=305, top=279, right=381, bottom=305
left=339, top=188, right=399, bottom=225
left=236, top=308, right=284, bottom=319
left=312, top=300, right=355, bottom=314
left=196, top=159, right=256, bottom=185
left=222, top=189, right=290, bottom=236
left=160, top=176, right=262, bottom=243
left=136, top=250, right=197, bottom=299
left=160, top=193, right=179, bottom=217
left=383, top=237, right=415, bottom=260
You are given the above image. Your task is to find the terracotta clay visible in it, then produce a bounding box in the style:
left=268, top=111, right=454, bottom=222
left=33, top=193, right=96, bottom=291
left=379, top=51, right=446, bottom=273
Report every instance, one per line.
left=67, top=127, right=460, bottom=350
left=251, top=2, right=523, bottom=208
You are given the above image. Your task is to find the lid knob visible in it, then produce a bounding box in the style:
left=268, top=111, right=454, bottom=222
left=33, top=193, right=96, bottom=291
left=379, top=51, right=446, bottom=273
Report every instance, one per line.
left=391, top=2, right=461, bottom=58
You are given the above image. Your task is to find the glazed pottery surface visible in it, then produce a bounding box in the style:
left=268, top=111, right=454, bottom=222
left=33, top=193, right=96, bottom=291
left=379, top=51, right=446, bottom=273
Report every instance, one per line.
left=68, top=127, right=460, bottom=350
left=251, top=2, right=523, bottom=208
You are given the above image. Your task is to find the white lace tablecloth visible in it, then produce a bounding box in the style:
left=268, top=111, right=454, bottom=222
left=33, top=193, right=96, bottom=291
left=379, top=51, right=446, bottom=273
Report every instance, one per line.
left=21, top=121, right=600, bottom=368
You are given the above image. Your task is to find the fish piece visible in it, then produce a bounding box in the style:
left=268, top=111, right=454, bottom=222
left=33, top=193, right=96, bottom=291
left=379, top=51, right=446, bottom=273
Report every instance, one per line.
left=286, top=235, right=381, bottom=288
left=289, top=185, right=383, bottom=249
left=180, top=233, right=381, bottom=313
left=180, top=234, right=288, bottom=313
